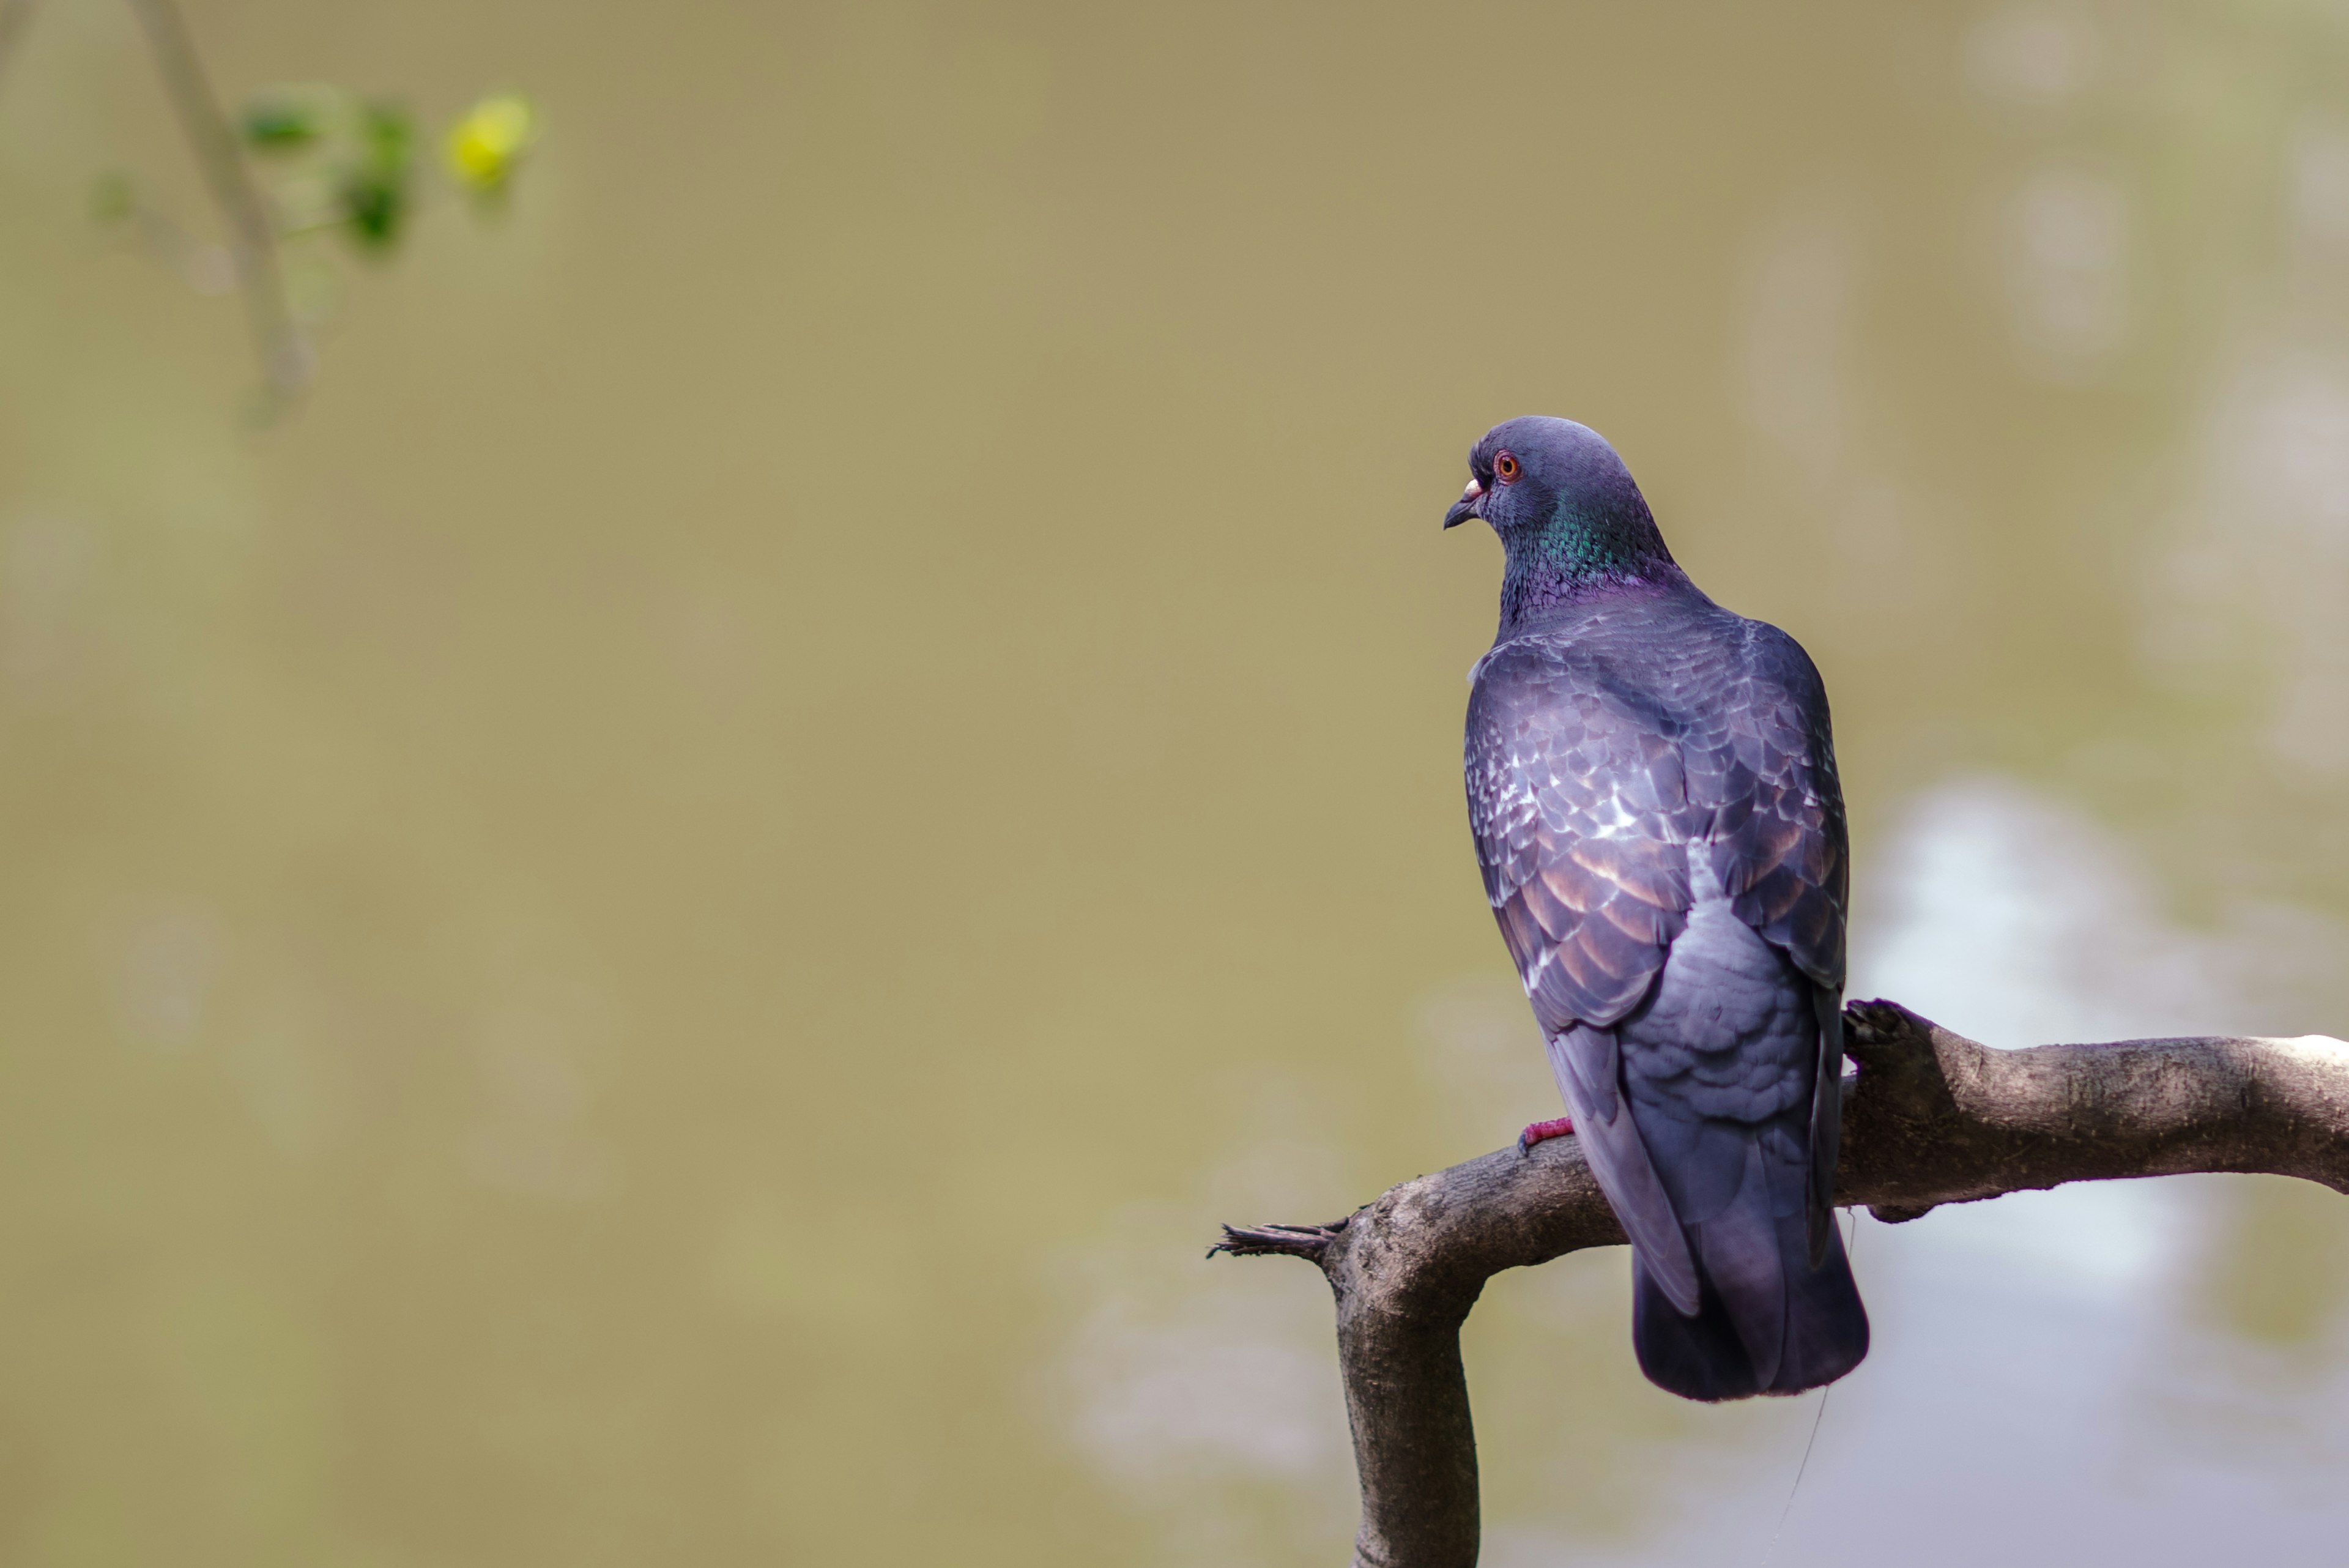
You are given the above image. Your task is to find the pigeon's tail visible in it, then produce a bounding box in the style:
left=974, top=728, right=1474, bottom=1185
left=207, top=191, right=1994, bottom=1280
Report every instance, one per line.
left=1630, top=1194, right=1868, bottom=1402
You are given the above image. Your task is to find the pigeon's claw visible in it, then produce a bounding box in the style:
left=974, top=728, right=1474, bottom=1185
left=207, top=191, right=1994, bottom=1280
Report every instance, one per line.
left=1518, top=1115, right=1576, bottom=1153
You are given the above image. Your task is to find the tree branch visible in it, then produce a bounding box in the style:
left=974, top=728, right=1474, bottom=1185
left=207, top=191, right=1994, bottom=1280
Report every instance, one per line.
left=1212, top=1000, right=2349, bottom=1568
left=122, top=0, right=311, bottom=402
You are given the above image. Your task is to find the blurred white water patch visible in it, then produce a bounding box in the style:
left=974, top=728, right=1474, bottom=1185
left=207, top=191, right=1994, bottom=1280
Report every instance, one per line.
left=2150, top=347, right=2349, bottom=776
left=1963, top=4, right=2103, bottom=106
left=1773, top=776, right=2349, bottom=1566
left=1854, top=775, right=2339, bottom=1047
left=1040, top=1096, right=1356, bottom=1566
left=1962, top=7, right=2131, bottom=388
left=1998, top=165, right=2132, bottom=380
left=2288, top=114, right=2349, bottom=257
left=1059, top=1267, right=1335, bottom=1485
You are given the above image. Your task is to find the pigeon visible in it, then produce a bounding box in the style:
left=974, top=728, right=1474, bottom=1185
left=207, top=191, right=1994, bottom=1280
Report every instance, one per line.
left=1444, top=416, right=1868, bottom=1402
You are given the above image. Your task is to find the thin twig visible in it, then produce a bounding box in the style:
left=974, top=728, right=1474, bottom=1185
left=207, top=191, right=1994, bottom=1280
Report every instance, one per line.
left=1208, top=1219, right=1349, bottom=1261
left=122, top=0, right=310, bottom=402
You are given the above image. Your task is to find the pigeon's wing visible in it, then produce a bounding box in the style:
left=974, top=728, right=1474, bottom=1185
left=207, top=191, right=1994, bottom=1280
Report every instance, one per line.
left=1467, top=639, right=1701, bottom=1306
left=1465, top=642, right=1695, bottom=1036
left=1687, top=622, right=1851, bottom=1260
left=1690, top=624, right=1848, bottom=994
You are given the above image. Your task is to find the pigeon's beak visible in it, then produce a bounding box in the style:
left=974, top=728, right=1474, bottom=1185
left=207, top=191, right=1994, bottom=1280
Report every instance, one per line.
left=1442, top=477, right=1484, bottom=530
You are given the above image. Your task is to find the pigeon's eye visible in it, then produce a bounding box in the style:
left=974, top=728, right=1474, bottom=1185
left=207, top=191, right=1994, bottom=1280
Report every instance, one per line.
left=1494, top=451, right=1521, bottom=483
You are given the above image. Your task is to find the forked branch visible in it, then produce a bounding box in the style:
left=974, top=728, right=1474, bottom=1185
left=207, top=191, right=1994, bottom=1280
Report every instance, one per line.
left=1213, top=1000, right=2349, bottom=1568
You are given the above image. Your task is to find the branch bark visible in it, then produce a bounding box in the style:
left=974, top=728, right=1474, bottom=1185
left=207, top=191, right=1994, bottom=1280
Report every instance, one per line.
left=1212, top=999, right=2349, bottom=1568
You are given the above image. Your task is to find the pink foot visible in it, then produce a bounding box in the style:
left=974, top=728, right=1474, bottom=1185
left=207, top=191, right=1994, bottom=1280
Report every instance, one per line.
left=1518, top=1115, right=1575, bottom=1152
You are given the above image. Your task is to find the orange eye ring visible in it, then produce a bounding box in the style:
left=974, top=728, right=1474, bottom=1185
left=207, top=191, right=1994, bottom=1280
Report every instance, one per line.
left=1494, top=451, right=1521, bottom=483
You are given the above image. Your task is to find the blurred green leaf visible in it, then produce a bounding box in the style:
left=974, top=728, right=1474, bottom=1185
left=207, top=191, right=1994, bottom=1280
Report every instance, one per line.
left=240, top=87, right=331, bottom=151
left=338, top=171, right=403, bottom=248
left=339, top=102, right=415, bottom=251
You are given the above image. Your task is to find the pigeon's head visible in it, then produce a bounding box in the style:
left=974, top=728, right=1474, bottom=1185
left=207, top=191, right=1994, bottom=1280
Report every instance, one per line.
left=1442, top=416, right=1674, bottom=585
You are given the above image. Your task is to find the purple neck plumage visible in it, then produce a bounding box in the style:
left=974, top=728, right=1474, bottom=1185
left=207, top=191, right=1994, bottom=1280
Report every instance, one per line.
left=1499, top=555, right=1688, bottom=630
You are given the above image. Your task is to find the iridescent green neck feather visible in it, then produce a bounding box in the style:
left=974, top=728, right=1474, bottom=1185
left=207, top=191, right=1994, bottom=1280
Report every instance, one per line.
left=1499, top=499, right=1678, bottom=628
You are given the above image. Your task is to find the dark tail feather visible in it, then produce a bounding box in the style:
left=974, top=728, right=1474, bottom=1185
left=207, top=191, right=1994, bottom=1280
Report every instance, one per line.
left=1632, top=1209, right=1868, bottom=1402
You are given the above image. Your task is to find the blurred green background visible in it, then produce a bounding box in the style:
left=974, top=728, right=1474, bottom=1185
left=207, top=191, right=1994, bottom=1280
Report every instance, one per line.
left=6, top=1, right=2349, bottom=1564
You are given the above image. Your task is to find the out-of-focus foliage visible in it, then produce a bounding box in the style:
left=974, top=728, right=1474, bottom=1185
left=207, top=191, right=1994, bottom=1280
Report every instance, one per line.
left=445, top=93, right=538, bottom=196
left=230, top=83, right=523, bottom=254
left=340, top=102, right=415, bottom=250
left=238, top=83, right=333, bottom=150
left=86, top=66, right=541, bottom=401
